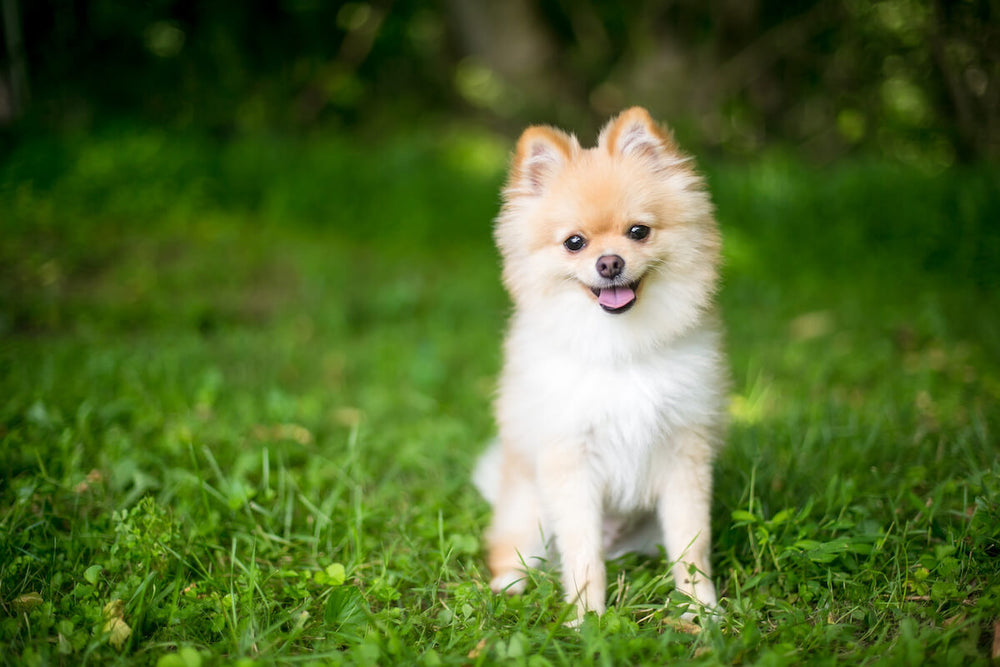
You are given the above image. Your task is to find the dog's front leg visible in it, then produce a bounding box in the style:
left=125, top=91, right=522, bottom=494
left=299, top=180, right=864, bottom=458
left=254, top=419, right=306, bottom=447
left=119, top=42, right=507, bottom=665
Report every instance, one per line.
left=537, top=442, right=605, bottom=621
left=657, top=430, right=718, bottom=615
left=485, top=445, right=545, bottom=594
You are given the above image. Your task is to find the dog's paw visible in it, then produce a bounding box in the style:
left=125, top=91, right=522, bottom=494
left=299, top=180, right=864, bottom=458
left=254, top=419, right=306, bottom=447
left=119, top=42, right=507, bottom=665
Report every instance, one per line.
left=565, top=606, right=606, bottom=629
left=670, top=581, right=719, bottom=623
left=489, top=571, right=527, bottom=595
left=676, top=596, right=721, bottom=624
left=678, top=604, right=716, bottom=623
left=675, top=576, right=718, bottom=620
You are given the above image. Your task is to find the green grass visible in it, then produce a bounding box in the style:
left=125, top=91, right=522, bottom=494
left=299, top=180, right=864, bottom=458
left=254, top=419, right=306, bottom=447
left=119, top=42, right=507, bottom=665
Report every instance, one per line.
left=1, top=125, right=999, bottom=666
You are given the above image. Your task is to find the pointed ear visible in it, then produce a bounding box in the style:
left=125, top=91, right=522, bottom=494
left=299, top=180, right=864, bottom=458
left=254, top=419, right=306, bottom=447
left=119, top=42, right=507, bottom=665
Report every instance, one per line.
left=507, top=126, right=577, bottom=197
left=599, top=107, right=679, bottom=168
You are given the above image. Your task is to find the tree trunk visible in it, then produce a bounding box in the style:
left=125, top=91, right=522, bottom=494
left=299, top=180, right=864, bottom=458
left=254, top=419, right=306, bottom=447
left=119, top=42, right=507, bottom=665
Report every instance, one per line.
left=1, top=0, right=28, bottom=122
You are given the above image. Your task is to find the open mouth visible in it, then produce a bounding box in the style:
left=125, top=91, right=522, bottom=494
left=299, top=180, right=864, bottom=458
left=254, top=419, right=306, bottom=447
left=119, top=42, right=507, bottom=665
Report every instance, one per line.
left=589, top=280, right=641, bottom=314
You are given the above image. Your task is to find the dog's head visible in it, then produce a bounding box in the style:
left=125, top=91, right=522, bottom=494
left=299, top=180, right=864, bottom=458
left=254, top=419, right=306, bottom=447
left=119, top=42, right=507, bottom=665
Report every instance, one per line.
left=494, top=108, right=720, bottom=337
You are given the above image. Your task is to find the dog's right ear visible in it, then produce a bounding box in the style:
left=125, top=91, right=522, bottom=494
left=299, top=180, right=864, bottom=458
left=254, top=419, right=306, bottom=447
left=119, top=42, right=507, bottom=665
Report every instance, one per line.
left=506, top=126, right=577, bottom=198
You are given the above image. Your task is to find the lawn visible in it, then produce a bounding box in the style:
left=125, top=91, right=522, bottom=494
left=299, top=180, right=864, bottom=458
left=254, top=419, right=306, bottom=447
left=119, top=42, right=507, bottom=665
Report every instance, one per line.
left=1, top=125, right=998, bottom=666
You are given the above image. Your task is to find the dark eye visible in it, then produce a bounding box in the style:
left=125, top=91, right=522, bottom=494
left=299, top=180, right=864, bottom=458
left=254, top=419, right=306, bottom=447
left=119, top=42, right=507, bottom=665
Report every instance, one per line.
left=563, top=235, right=586, bottom=252
left=627, top=225, right=650, bottom=241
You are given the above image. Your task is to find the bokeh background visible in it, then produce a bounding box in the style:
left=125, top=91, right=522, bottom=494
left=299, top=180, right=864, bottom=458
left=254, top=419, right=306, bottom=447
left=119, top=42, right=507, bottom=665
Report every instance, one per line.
left=2, top=0, right=997, bottom=162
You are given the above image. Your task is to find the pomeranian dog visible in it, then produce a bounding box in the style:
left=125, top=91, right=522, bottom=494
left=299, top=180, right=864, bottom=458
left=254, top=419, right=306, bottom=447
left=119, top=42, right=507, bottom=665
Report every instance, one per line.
left=474, top=107, right=726, bottom=622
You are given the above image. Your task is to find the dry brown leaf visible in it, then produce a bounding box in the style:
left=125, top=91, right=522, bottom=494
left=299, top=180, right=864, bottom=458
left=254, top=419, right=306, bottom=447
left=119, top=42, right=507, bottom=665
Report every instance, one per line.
left=663, top=616, right=702, bottom=635
left=13, top=592, right=43, bottom=613
left=102, top=599, right=132, bottom=650
left=467, top=637, right=488, bottom=659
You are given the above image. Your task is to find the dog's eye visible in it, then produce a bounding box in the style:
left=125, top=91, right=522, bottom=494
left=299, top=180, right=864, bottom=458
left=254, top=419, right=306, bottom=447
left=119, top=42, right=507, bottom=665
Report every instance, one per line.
left=563, top=235, right=586, bottom=252
left=627, top=225, right=650, bottom=241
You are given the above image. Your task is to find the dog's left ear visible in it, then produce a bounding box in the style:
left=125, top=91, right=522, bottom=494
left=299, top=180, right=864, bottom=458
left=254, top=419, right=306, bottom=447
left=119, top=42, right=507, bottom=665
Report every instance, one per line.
left=600, top=107, right=679, bottom=168
left=507, top=126, right=578, bottom=198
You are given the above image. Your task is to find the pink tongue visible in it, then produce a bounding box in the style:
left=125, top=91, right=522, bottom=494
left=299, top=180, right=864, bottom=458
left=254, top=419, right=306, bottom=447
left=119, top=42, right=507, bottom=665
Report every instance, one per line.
left=598, top=286, right=636, bottom=309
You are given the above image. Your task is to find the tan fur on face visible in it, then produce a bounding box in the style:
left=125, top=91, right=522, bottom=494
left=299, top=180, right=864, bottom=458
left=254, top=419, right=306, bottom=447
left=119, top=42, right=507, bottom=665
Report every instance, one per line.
left=478, top=107, right=727, bottom=623
left=495, top=109, right=718, bottom=323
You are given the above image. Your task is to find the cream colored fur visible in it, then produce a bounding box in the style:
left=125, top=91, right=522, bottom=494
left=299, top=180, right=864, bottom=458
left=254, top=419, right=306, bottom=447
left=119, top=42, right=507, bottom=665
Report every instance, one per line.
left=475, top=108, right=727, bottom=623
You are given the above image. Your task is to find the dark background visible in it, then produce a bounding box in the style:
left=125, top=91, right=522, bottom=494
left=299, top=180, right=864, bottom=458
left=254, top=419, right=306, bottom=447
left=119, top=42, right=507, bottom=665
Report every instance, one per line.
left=1, top=0, right=997, bottom=162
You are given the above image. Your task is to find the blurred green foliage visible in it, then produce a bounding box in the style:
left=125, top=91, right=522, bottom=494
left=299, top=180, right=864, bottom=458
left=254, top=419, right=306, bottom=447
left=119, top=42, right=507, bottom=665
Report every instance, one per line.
left=1, top=127, right=998, bottom=665
left=3, top=0, right=996, bottom=161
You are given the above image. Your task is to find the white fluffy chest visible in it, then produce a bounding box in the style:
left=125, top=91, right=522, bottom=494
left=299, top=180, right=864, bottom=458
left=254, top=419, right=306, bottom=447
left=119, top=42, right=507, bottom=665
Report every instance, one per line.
left=497, top=322, right=723, bottom=511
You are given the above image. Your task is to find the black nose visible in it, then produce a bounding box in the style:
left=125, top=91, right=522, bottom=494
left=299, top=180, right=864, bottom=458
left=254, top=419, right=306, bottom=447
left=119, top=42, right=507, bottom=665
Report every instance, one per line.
left=596, top=254, right=624, bottom=279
